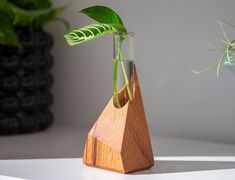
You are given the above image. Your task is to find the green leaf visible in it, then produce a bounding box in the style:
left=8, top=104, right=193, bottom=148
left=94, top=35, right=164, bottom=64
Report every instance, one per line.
left=64, top=23, right=125, bottom=46
left=80, top=6, right=125, bottom=27
left=0, top=0, right=13, bottom=18
left=8, top=0, right=51, bottom=10
left=0, top=12, right=20, bottom=47
left=64, top=6, right=127, bottom=46
left=34, top=0, right=51, bottom=9
left=10, top=4, right=68, bottom=29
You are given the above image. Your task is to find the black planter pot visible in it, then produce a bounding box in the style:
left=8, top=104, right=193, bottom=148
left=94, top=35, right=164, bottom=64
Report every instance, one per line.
left=0, top=27, right=53, bottom=134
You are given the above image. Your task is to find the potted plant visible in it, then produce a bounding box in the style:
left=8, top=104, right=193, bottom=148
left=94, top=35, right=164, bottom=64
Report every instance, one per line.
left=0, top=0, right=68, bottom=134
left=64, top=6, right=154, bottom=173
left=64, top=6, right=133, bottom=108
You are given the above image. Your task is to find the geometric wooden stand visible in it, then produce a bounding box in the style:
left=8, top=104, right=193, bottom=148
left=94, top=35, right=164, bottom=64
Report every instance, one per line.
left=83, top=65, right=154, bottom=173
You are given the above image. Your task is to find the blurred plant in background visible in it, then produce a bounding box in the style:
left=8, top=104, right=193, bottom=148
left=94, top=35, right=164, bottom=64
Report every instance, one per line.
left=0, top=0, right=68, bottom=47
left=0, top=0, right=68, bottom=134
left=193, top=21, right=235, bottom=76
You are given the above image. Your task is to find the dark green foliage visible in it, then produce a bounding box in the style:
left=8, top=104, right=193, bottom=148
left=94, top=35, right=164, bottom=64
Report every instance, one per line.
left=0, top=0, right=13, bottom=18
left=11, top=4, right=68, bottom=29
left=8, top=0, right=51, bottom=10
left=0, top=0, right=68, bottom=47
left=0, top=12, right=20, bottom=46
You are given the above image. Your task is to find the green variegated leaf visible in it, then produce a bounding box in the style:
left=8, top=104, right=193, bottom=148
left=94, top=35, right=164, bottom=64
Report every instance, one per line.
left=64, top=23, right=125, bottom=46
left=64, top=6, right=127, bottom=47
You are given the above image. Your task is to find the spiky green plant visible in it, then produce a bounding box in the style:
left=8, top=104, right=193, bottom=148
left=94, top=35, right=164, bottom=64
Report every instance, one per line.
left=64, top=6, right=133, bottom=108
left=0, top=0, right=68, bottom=47
left=193, top=21, right=235, bottom=76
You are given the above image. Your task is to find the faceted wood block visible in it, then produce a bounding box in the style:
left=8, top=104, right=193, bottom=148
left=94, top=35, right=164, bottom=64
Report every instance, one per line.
left=83, top=66, right=154, bottom=173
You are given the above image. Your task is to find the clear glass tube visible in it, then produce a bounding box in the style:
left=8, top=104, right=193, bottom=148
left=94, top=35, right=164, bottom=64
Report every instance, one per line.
left=113, top=32, right=134, bottom=108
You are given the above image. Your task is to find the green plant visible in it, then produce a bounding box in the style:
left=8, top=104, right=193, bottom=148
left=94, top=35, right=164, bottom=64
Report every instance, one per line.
left=193, top=21, right=235, bottom=76
left=0, top=0, right=68, bottom=47
left=64, top=6, right=133, bottom=108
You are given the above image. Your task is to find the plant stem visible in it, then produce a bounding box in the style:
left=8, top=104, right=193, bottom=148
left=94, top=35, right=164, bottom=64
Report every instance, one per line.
left=120, top=61, right=133, bottom=100
left=113, top=59, right=121, bottom=108
left=113, top=35, right=133, bottom=108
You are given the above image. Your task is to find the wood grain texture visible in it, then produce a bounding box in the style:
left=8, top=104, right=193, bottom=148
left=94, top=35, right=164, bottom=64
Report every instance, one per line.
left=83, top=65, right=154, bottom=173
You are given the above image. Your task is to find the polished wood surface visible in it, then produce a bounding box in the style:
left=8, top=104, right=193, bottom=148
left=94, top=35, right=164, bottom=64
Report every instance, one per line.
left=83, top=65, right=154, bottom=173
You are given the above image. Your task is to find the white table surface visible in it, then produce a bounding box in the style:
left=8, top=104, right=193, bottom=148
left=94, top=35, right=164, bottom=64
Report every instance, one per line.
left=1, top=123, right=235, bottom=159
left=1, top=124, right=235, bottom=179
left=0, top=157, right=235, bottom=180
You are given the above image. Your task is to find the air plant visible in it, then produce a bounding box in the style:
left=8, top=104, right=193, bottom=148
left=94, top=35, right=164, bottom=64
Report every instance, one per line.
left=193, top=20, right=235, bottom=76
left=64, top=6, right=133, bottom=108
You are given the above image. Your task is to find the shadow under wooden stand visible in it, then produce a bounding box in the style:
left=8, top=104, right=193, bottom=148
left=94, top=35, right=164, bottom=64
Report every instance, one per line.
left=83, top=65, right=154, bottom=173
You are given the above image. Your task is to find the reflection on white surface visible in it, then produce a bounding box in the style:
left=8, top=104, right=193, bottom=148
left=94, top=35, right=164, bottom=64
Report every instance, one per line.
left=133, top=159, right=235, bottom=175
left=0, top=158, right=235, bottom=180
left=0, top=175, right=28, bottom=180
left=157, top=156, right=235, bottom=162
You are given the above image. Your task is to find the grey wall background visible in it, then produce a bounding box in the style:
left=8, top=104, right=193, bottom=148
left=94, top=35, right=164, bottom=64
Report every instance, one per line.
left=47, top=0, right=235, bottom=144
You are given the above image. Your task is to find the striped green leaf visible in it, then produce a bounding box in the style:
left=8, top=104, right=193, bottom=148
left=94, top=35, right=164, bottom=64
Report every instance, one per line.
left=64, top=23, right=125, bottom=46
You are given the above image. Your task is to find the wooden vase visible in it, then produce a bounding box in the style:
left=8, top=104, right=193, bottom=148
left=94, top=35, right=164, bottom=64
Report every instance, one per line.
left=83, top=65, right=154, bottom=173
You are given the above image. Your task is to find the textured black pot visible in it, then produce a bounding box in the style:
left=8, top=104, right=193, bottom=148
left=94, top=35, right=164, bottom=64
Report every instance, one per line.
left=0, top=27, right=53, bottom=134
